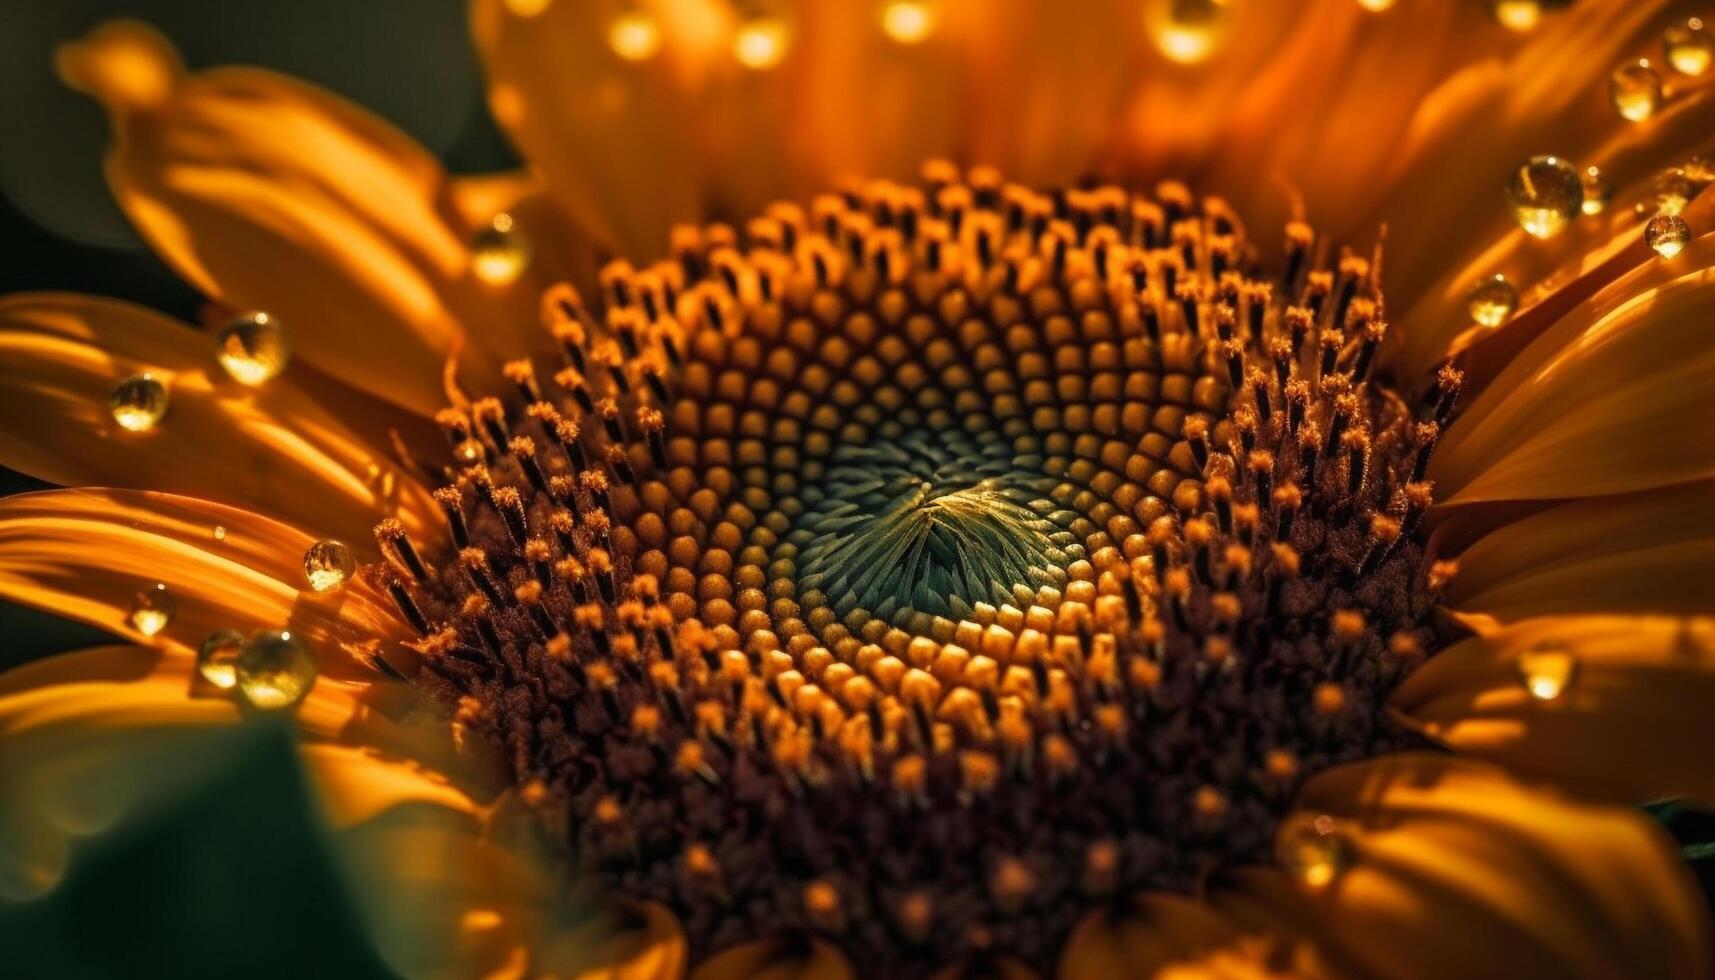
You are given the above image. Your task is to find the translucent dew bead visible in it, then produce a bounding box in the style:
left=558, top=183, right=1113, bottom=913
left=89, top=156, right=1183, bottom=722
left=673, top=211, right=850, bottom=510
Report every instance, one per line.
left=471, top=214, right=530, bottom=285
left=234, top=629, right=318, bottom=710
left=1609, top=59, right=1664, bottom=122
left=127, top=582, right=175, bottom=636
left=1664, top=17, right=1715, bottom=76
left=881, top=1, right=937, bottom=43
left=196, top=628, right=244, bottom=689
left=1506, top=155, right=1583, bottom=238
left=1578, top=165, right=1611, bottom=216
left=607, top=9, right=662, bottom=62
left=1465, top=274, right=1518, bottom=329
left=215, top=311, right=290, bottom=385
left=109, top=374, right=168, bottom=432
left=1145, top=0, right=1233, bottom=64
left=1645, top=213, right=1691, bottom=259
left=1517, top=643, right=1576, bottom=701
left=303, top=539, right=357, bottom=592
left=1275, top=812, right=1353, bottom=887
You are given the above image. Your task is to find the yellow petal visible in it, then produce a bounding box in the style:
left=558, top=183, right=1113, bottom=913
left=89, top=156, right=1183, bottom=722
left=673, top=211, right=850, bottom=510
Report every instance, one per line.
left=0, top=488, right=410, bottom=674
left=1431, top=234, right=1715, bottom=504
left=689, top=936, right=852, bottom=980
left=1441, top=480, right=1715, bottom=622
left=1285, top=753, right=1711, bottom=979
left=0, top=292, right=436, bottom=544
left=1392, top=614, right=1715, bottom=806
left=60, top=20, right=542, bottom=414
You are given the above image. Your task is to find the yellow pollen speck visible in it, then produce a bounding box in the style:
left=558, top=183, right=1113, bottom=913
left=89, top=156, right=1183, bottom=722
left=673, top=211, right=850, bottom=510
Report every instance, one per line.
left=1517, top=643, right=1576, bottom=701
left=733, top=16, right=790, bottom=70
left=128, top=582, right=175, bottom=636
left=608, top=10, right=662, bottom=62
left=882, top=1, right=936, bottom=43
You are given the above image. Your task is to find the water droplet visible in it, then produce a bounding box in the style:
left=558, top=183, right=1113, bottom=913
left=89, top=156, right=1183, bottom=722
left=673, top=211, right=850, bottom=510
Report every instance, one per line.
left=1493, top=0, right=1541, bottom=31
left=1506, top=155, right=1583, bottom=238
left=215, top=311, right=290, bottom=385
left=303, top=539, right=356, bottom=592
left=607, top=9, right=661, bottom=61
left=1664, top=17, right=1714, bottom=76
left=1655, top=167, right=1697, bottom=215
left=109, top=374, right=168, bottom=432
left=453, top=438, right=486, bottom=464
left=1517, top=643, right=1576, bottom=700
left=505, top=0, right=551, bottom=17
left=196, top=628, right=244, bottom=689
left=1146, top=0, right=1233, bottom=64
left=881, top=1, right=936, bottom=43
left=1579, top=165, right=1611, bottom=215
left=734, top=15, right=790, bottom=69
left=1466, top=275, right=1518, bottom=329
left=128, top=583, right=175, bottom=636
left=1276, top=812, right=1352, bottom=888
left=1357, top=0, right=1396, bottom=10
left=1646, top=213, right=1691, bottom=259
left=471, top=214, right=530, bottom=285
left=235, top=629, right=318, bottom=710
left=1610, top=59, right=1663, bottom=122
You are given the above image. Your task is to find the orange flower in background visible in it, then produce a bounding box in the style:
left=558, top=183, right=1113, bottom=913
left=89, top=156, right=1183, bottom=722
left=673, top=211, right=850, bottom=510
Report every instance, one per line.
left=5, top=1, right=1715, bottom=977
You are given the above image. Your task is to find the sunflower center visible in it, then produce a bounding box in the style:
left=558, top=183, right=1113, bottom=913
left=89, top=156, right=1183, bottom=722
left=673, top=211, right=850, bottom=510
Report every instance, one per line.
left=795, top=432, right=1076, bottom=619
left=381, top=164, right=1458, bottom=975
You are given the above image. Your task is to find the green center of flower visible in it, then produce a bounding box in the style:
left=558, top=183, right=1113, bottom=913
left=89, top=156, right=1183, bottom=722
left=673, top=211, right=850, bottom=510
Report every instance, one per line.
left=795, top=432, right=1077, bottom=619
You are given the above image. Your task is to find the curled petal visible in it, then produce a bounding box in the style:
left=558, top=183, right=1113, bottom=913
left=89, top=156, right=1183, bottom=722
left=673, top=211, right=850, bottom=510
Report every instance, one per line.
left=689, top=936, right=852, bottom=980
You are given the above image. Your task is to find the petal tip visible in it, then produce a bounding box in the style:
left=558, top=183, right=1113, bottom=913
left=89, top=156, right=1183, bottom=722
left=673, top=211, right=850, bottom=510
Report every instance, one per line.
left=55, top=19, right=182, bottom=114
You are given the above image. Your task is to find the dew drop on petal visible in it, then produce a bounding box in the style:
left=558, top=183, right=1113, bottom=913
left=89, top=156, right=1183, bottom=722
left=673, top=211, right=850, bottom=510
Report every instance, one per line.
left=216, top=311, right=290, bottom=385
left=1664, top=17, right=1714, bottom=76
left=1356, top=0, right=1396, bottom=10
left=733, top=16, right=790, bottom=69
left=109, top=373, right=168, bottom=432
left=1275, top=812, right=1352, bottom=888
left=1465, top=274, right=1518, bottom=328
left=303, top=539, right=357, bottom=592
left=1506, top=155, right=1582, bottom=239
left=607, top=9, right=662, bottom=61
left=881, top=1, right=936, bottom=43
left=1655, top=167, right=1698, bottom=215
left=1145, top=0, right=1233, bottom=64
left=196, top=628, right=244, bottom=689
left=454, top=438, right=486, bottom=464
left=505, top=0, right=551, bottom=17
left=1578, top=165, right=1611, bottom=215
left=1493, top=0, right=1542, bottom=31
left=128, top=583, right=175, bottom=637
left=1517, top=643, right=1576, bottom=700
left=1610, top=59, right=1664, bottom=122
left=1646, top=213, right=1691, bottom=259
left=471, top=214, right=530, bottom=285
left=235, top=629, right=318, bottom=710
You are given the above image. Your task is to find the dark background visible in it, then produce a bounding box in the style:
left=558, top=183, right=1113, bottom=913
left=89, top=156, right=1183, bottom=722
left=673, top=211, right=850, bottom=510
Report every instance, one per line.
left=0, top=2, right=1710, bottom=977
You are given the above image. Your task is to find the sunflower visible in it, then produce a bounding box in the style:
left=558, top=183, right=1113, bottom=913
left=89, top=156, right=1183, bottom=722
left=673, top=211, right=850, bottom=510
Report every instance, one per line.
left=4, top=0, right=1715, bottom=976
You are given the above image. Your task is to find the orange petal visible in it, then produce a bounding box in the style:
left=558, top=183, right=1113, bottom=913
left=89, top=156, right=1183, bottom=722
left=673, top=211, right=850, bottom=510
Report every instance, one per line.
left=0, top=488, right=410, bottom=676
left=1281, top=753, right=1711, bottom=979
left=929, top=959, right=1039, bottom=980
left=0, top=292, right=436, bottom=544
left=1061, top=885, right=1346, bottom=980
left=60, top=20, right=543, bottom=414
left=1441, top=480, right=1715, bottom=623
left=689, top=936, right=852, bottom=980
left=1431, top=234, right=1715, bottom=504
left=1366, top=0, right=1678, bottom=310
left=1392, top=614, right=1715, bottom=806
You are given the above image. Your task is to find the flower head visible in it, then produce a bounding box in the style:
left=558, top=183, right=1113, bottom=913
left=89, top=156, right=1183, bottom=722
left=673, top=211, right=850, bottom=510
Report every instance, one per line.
left=5, top=3, right=1715, bottom=978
